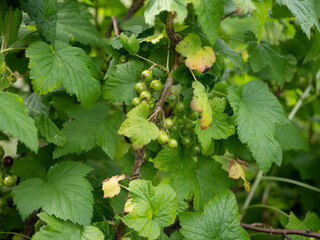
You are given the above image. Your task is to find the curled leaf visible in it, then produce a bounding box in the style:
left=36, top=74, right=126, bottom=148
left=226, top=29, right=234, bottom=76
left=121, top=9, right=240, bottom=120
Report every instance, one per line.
left=190, top=81, right=213, bottom=129
left=124, top=198, right=133, bottom=213
left=102, top=174, right=126, bottom=198
left=228, top=160, right=250, bottom=192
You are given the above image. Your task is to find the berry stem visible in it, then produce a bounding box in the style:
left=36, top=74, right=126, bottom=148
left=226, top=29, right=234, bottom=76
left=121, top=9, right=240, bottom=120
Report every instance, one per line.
left=135, top=54, right=169, bottom=72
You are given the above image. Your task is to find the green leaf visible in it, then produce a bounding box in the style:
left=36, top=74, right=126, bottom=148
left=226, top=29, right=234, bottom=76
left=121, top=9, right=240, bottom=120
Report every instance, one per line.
left=1, top=7, right=22, bottom=46
left=26, top=40, right=101, bottom=107
left=36, top=114, right=66, bottom=146
left=55, top=0, right=103, bottom=45
left=0, top=91, right=38, bottom=152
left=179, top=190, right=250, bottom=240
left=13, top=161, right=93, bottom=225
left=53, top=102, right=123, bottom=159
left=122, top=180, right=177, bottom=240
left=170, top=157, right=234, bottom=211
left=120, top=33, right=139, bottom=55
left=195, top=97, right=235, bottom=152
left=304, top=30, right=320, bottom=63
left=190, top=81, right=213, bottom=129
left=195, top=114, right=235, bottom=152
left=144, top=0, right=187, bottom=26
left=286, top=212, right=320, bottom=240
left=275, top=0, right=320, bottom=39
left=252, top=0, right=272, bottom=43
left=33, top=212, right=104, bottom=240
left=118, top=101, right=159, bottom=149
left=24, top=93, right=50, bottom=117
left=275, top=123, right=310, bottom=152
left=215, top=38, right=243, bottom=70
left=20, top=0, right=102, bottom=45
left=152, top=146, right=194, bottom=172
left=227, top=80, right=289, bottom=172
left=103, top=61, right=144, bottom=104
left=192, top=0, right=224, bottom=45
left=176, top=33, right=216, bottom=72
left=10, top=157, right=47, bottom=181
left=245, top=31, right=297, bottom=87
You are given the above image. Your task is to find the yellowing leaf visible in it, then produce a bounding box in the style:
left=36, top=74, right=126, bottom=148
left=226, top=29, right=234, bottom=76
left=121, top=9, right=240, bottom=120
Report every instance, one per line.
left=124, top=198, right=133, bottom=213
left=102, top=174, right=126, bottom=198
left=190, top=81, right=212, bottom=129
left=228, top=160, right=250, bottom=192
left=176, top=33, right=216, bottom=72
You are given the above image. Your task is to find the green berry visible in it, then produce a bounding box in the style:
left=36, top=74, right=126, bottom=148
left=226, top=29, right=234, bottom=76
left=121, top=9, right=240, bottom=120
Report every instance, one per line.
left=132, top=97, right=142, bottom=107
left=140, top=91, right=152, bottom=101
left=165, top=118, right=174, bottom=129
left=184, top=120, right=194, bottom=130
left=176, top=117, right=186, bottom=125
left=0, top=146, right=4, bottom=159
left=150, top=80, right=162, bottom=92
left=188, top=110, right=200, bottom=121
left=3, top=176, right=16, bottom=187
left=175, top=102, right=185, bottom=113
left=141, top=70, right=152, bottom=81
left=134, top=82, right=146, bottom=94
left=158, top=132, right=169, bottom=145
left=192, top=143, right=201, bottom=155
left=180, top=127, right=190, bottom=136
left=169, top=124, right=179, bottom=132
left=181, top=136, right=192, bottom=147
left=168, top=139, right=178, bottom=149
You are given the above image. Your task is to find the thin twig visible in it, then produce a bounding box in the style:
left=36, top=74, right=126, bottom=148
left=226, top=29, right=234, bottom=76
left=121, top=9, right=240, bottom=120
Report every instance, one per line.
left=122, top=0, right=145, bottom=21
left=220, top=10, right=236, bottom=21
left=241, top=223, right=320, bottom=239
left=261, top=176, right=320, bottom=193
left=106, top=16, right=120, bottom=38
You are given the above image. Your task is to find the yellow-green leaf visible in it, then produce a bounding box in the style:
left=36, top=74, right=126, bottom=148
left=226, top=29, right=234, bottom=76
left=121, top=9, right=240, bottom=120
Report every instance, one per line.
left=190, top=81, right=212, bottom=129
left=176, top=33, right=216, bottom=72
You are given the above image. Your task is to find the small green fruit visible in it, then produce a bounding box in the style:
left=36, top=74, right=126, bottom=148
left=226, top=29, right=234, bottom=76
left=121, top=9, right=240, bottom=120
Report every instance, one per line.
left=150, top=80, right=162, bottom=91
left=132, top=97, right=142, bottom=107
left=158, top=132, right=169, bottom=145
left=141, top=70, right=152, bottom=82
left=140, top=91, right=152, bottom=101
left=192, top=143, right=201, bottom=155
left=3, top=175, right=16, bottom=187
left=176, top=117, right=186, bottom=125
left=181, top=136, right=192, bottom=147
left=184, top=120, right=194, bottom=130
left=180, top=127, right=190, bottom=136
left=175, top=102, right=185, bottom=114
left=165, top=118, right=174, bottom=129
left=168, top=139, right=178, bottom=149
left=188, top=110, right=200, bottom=121
left=142, top=151, right=150, bottom=160
left=134, top=82, right=146, bottom=94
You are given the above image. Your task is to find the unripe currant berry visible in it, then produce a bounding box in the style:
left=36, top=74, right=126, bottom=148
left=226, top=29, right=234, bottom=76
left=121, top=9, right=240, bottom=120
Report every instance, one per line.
left=141, top=70, right=152, bottom=82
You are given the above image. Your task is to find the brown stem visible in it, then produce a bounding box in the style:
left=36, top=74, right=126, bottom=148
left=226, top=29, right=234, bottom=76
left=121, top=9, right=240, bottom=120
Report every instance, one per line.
left=122, top=0, right=145, bottom=21
left=220, top=10, right=236, bottom=21
left=106, top=16, right=120, bottom=38
left=115, top=12, right=181, bottom=240
left=241, top=223, right=320, bottom=239
left=21, top=210, right=40, bottom=240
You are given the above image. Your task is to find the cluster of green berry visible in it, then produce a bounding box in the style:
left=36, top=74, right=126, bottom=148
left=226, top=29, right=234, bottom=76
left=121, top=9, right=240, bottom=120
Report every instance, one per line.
left=158, top=101, right=202, bottom=154
left=0, top=146, right=17, bottom=188
left=132, top=70, right=163, bottom=107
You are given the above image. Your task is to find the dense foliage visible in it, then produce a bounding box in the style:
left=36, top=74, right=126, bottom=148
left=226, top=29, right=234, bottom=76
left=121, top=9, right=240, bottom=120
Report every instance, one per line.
left=0, top=0, right=320, bottom=239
